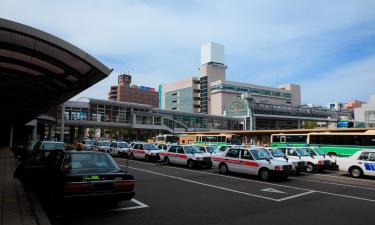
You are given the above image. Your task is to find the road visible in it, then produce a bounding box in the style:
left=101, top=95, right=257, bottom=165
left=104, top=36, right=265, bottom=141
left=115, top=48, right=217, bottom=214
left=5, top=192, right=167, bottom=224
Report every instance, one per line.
left=53, top=158, right=375, bottom=225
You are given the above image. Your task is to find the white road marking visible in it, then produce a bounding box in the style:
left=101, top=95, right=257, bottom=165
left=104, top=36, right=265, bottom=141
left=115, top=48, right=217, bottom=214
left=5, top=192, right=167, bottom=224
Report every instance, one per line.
left=119, top=160, right=375, bottom=203
left=290, top=177, right=375, bottom=191
left=107, top=199, right=149, bottom=212
left=56, top=199, right=149, bottom=218
left=122, top=165, right=313, bottom=202
left=261, top=188, right=286, bottom=194
left=276, top=191, right=315, bottom=202
left=312, top=173, right=375, bottom=183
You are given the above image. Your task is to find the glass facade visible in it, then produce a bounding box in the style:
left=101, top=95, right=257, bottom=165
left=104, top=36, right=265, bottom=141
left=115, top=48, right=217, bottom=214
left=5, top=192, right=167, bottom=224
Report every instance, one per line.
left=165, top=87, right=194, bottom=113
left=200, top=76, right=208, bottom=113
left=211, top=83, right=292, bottom=98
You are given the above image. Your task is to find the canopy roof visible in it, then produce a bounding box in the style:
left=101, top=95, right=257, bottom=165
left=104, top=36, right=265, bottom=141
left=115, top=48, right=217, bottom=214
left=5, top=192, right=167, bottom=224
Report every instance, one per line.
left=0, top=18, right=112, bottom=125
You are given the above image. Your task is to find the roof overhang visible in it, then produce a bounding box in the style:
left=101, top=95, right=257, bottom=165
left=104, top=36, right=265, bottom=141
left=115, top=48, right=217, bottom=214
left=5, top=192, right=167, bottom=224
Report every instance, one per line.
left=0, top=18, right=112, bottom=125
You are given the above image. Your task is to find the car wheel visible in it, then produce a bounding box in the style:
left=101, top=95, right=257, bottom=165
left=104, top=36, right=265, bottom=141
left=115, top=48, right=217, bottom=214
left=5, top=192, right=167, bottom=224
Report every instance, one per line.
left=187, top=160, right=195, bottom=169
left=306, top=163, right=315, bottom=173
left=145, top=155, right=150, bottom=162
left=164, top=157, right=170, bottom=165
left=219, top=163, right=228, bottom=174
left=349, top=166, right=363, bottom=178
left=130, top=153, right=135, bottom=160
left=259, top=168, right=270, bottom=181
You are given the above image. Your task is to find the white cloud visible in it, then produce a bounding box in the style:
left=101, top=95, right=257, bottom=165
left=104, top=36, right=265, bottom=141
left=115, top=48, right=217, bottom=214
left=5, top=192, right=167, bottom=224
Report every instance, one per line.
left=301, top=54, right=375, bottom=104
left=1, top=0, right=375, bottom=103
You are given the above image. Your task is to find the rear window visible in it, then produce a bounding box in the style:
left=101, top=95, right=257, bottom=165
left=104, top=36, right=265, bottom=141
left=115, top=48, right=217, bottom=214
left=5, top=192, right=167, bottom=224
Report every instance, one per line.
left=42, top=142, right=65, bottom=150
left=63, top=153, right=119, bottom=174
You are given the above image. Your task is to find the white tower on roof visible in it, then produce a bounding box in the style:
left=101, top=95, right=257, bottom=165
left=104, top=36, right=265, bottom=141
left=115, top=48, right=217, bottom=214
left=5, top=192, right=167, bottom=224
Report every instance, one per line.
left=200, top=42, right=225, bottom=66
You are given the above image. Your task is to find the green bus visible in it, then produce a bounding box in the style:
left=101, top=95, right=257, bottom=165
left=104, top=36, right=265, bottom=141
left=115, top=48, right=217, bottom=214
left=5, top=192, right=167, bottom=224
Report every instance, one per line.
left=179, top=134, right=242, bottom=146
left=271, top=131, right=375, bottom=156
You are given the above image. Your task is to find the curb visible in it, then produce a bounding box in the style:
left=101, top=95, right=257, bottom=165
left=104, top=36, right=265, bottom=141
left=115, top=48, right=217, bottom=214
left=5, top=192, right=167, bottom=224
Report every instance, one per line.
left=26, top=189, right=52, bottom=225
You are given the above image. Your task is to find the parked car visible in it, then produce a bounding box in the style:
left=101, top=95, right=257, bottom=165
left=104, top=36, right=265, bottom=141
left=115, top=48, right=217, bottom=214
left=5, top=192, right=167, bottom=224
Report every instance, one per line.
left=278, top=147, right=331, bottom=172
left=83, top=139, right=95, bottom=151
left=33, top=141, right=65, bottom=151
left=304, top=147, right=338, bottom=170
left=93, top=140, right=111, bottom=152
left=160, top=145, right=212, bottom=169
left=129, top=142, right=163, bottom=162
left=14, top=150, right=135, bottom=208
left=197, top=145, right=223, bottom=155
left=212, top=148, right=293, bottom=181
left=108, top=141, right=130, bottom=158
left=155, top=143, right=169, bottom=151
left=264, top=147, right=307, bottom=174
left=336, top=149, right=375, bottom=178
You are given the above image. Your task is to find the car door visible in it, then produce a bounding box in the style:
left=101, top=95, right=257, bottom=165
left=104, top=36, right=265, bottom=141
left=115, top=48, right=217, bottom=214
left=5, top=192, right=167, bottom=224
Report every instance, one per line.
left=167, top=146, right=178, bottom=163
left=224, top=149, right=242, bottom=172
left=239, top=149, right=258, bottom=175
left=21, top=151, right=51, bottom=189
left=359, top=151, right=375, bottom=176
left=177, top=146, right=187, bottom=165
left=134, top=144, right=144, bottom=159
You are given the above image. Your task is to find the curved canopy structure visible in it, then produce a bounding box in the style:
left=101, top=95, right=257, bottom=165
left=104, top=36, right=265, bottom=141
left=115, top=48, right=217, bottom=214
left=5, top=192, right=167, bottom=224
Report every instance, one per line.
left=0, top=18, right=112, bottom=125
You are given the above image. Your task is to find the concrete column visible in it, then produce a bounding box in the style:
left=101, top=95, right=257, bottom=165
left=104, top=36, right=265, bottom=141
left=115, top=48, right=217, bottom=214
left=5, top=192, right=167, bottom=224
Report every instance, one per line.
left=60, top=103, right=65, bottom=142
left=9, top=126, right=13, bottom=148
left=69, top=126, right=75, bottom=144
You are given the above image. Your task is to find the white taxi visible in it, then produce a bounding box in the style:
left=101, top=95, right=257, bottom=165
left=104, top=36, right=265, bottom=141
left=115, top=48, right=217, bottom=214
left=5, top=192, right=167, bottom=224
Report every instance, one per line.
left=212, top=148, right=293, bottom=181
left=304, top=147, right=338, bottom=170
left=278, top=147, right=331, bottom=173
left=160, top=145, right=212, bottom=169
left=336, top=149, right=375, bottom=178
left=129, top=142, right=163, bottom=162
left=108, top=141, right=130, bottom=158
left=264, top=147, right=307, bottom=174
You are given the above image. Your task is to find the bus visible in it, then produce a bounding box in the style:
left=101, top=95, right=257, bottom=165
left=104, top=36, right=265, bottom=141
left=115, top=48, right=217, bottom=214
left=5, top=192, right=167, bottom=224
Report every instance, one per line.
left=270, top=134, right=308, bottom=147
left=271, top=131, right=375, bottom=156
left=148, top=134, right=179, bottom=144
left=179, top=134, right=242, bottom=146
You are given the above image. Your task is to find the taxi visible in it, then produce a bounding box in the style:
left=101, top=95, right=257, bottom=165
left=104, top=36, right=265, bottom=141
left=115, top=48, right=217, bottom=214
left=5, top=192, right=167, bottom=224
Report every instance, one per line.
left=336, top=149, right=375, bottom=178
left=264, top=147, right=307, bottom=174
left=129, top=142, right=163, bottom=162
left=160, top=145, right=212, bottom=168
left=278, top=147, right=331, bottom=173
left=212, top=148, right=293, bottom=181
left=304, top=147, right=338, bottom=170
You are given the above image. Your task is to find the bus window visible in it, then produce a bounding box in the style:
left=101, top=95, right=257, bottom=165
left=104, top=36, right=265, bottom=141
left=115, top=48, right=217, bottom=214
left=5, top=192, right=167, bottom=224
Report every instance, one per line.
left=272, top=135, right=281, bottom=143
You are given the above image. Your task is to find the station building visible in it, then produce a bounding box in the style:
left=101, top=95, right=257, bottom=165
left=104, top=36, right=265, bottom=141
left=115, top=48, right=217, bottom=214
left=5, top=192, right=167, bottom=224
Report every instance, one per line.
left=159, top=42, right=301, bottom=116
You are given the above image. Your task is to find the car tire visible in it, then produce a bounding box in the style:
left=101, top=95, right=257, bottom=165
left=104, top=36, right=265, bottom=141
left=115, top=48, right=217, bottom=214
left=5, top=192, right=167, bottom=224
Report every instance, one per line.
left=187, top=160, right=195, bottom=169
left=130, top=153, right=135, bottom=160
left=219, top=163, right=228, bottom=174
left=349, top=166, right=363, bottom=178
left=306, top=163, right=315, bottom=173
left=145, top=155, right=150, bottom=162
left=259, top=168, right=270, bottom=181
left=164, top=157, right=170, bottom=165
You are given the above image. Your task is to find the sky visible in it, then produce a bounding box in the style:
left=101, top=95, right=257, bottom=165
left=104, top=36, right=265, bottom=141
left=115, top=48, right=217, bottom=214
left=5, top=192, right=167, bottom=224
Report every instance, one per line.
left=1, top=0, right=375, bottom=105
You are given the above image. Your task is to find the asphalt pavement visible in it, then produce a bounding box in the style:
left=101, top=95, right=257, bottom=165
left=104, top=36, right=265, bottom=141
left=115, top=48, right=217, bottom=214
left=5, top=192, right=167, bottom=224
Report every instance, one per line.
left=53, top=158, right=375, bottom=225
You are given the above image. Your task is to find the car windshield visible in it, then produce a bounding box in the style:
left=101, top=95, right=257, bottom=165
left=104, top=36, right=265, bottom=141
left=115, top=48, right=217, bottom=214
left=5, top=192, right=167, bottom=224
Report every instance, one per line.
left=42, top=142, right=65, bottom=150
left=269, top=148, right=285, bottom=158
left=144, top=144, right=158, bottom=150
left=296, top=148, right=310, bottom=156
left=311, top=148, right=325, bottom=156
left=117, top=142, right=129, bottom=148
left=250, top=149, right=272, bottom=160
left=63, top=153, right=119, bottom=174
left=206, top=146, right=221, bottom=153
left=85, top=140, right=94, bottom=145
left=184, top=145, right=202, bottom=154
left=98, top=141, right=110, bottom=146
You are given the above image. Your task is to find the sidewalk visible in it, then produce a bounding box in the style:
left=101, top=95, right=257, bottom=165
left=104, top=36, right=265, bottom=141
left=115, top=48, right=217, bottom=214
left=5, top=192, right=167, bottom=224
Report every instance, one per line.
left=0, top=147, right=50, bottom=225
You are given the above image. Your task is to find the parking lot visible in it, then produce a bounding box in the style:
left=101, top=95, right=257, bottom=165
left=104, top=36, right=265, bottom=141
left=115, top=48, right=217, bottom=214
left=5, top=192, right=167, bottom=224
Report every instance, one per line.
left=52, top=158, right=375, bottom=225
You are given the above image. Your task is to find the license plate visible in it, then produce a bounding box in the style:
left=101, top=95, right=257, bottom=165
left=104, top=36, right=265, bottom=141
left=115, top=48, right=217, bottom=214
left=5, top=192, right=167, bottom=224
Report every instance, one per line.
left=83, top=175, right=101, bottom=181
left=93, top=182, right=113, bottom=192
